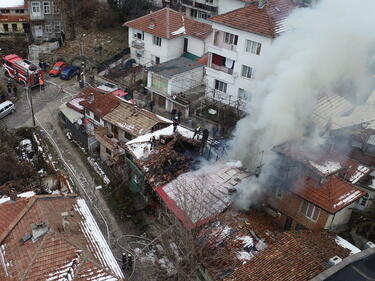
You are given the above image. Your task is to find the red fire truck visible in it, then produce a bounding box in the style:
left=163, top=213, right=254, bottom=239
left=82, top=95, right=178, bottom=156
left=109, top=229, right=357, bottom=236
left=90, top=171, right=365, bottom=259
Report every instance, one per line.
left=3, top=54, right=43, bottom=88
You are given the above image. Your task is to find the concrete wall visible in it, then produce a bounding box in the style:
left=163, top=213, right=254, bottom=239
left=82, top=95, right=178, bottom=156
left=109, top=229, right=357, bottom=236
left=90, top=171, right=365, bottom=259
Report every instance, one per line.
left=85, top=109, right=105, bottom=126
left=217, top=0, right=245, bottom=14
left=205, top=21, right=273, bottom=106
left=267, top=191, right=330, bottom=230
left=170, top=66, right=204, bottom=94
left=325, top=203, right=356, bottom=231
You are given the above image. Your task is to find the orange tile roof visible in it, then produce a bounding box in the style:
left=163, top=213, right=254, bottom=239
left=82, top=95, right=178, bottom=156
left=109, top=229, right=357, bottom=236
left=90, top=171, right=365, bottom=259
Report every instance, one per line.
left=0, top=195, right=124, bottom=281
left=293, top=175, right=366, bottom=214
left=0, top=199, right=28, bottom=235
left=80, top=88, right=120, bottom=117
left=124, top=8, right=212, bottom=40
left=209, top=0, right=296, bottom=38
left=227, top=231, right=350, bottom=281
left=0, top=15, right=29, bottom=22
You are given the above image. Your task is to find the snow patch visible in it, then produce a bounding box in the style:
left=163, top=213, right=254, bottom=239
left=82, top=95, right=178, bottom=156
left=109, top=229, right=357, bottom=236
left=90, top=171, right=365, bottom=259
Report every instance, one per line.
left=17, top=191, right=36, bottom=198
left=349, top=165, right=370, bottom=184
left=335, top=236, right=361, bottom=255
left=333, top=190, right=362, bottom=208
left=0, top=197, right=11, bottom=204
left=309, top=161, right=342, bottom=175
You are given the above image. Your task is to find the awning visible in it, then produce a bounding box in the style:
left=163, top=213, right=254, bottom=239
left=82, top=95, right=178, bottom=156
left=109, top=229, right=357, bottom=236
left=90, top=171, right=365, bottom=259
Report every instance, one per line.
left=59, top=103, right=83, bottom=124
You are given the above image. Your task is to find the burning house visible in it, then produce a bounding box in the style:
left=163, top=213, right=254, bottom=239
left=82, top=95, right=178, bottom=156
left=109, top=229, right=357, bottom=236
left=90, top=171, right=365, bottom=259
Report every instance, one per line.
left=0, top=194, right=125, bottom=280
left=198, top=208, right=359, bottom=281
left=263, top=138, right=368, bottom=231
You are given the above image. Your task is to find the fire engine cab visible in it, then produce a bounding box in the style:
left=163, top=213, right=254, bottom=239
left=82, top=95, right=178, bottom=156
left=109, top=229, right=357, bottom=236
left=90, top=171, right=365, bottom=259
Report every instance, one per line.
left=3, top=54, right=43, bottom=88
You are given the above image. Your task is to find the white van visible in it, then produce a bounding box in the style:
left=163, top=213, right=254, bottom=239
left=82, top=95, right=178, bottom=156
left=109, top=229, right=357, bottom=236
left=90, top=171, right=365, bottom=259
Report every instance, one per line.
left=0, top=101, right=15, bottom=119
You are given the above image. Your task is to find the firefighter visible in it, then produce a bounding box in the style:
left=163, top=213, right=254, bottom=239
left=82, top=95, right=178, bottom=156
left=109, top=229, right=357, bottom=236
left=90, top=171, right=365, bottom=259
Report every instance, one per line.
left=192, top=126, right=201, bottom=140
left=200, top=128, right=209, bottom=154
left=149, top=100, right=155, bottom=112
left=177, top=110, right=182, bottom=123
left=171, top=108, right=176, bottom=120
left=127, top=253, right=133, bottom=270
left=173, top=116, right=179, bottom=133
left=7, top=78, right=11, bottom=88
left=121, top=253, right=127, bottom=270
left=150, top=136, right=156, bottom=150
left=12, top=85, right=17, bottom=96
left=38, top=76, right=45, bottom=90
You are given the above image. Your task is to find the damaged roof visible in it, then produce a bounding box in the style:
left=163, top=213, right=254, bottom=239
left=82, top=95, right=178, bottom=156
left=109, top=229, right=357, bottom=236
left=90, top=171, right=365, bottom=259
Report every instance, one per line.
left=66, top=87, right=105, bottom=114
left=209, top=0, right=296, bottom=38
left=294, top=175, right=366, bottom=214
left=146, top=56, right=203, bottom=79
left=79, top=87, right=120, bottom=117
left=124, top=8, right=212, bottom=40
left=155, top=161, right=250, bottom=229
left=103, top=101, right=171, bottom=137
left=0, top=195, right=124, bottom=281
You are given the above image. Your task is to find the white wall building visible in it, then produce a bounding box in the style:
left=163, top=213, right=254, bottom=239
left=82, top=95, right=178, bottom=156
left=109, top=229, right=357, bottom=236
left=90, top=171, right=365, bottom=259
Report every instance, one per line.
left=205, top=0, right=296, bottom=109
left=124, top=7, right=212, bottom=66
left=146, top=56, right=205, bottom=117
left=181, top=0, right=219, bottom=21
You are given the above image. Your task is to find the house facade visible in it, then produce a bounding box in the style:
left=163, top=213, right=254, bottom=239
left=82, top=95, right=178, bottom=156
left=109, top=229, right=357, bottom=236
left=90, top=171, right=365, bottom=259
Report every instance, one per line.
left=146, top=56, right=205, bottom=117
left=124, top=7, right=212, bottom=66
left=0, top=1, right=30, bottom=38
left=28, top=0, right=63, bottom=43
left=181, top=0, right=219, bottom=21
left=205, top=0, right=295, bottom=109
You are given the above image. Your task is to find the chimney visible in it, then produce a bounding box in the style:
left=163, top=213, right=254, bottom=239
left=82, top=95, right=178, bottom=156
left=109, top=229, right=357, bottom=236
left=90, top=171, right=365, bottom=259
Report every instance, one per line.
left=88, top=93, right=95, bottom=104
left=142, top=146, right=150, bottom=160
left=258, top=0, right=268, bottom=8
left=364, top=241, right=375, bottom=249
left=31, top=221, right=49, bottom=242
left=148, top=18, right=156, bottom=30
left=61, top=212, right=71, bottom=234
left=164, top=0, right=170, bottom=8
left=327, top=256, right=342, bottom=268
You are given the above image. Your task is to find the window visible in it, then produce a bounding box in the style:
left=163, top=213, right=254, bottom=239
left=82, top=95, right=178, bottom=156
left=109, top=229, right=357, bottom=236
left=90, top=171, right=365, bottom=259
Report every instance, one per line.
left=224, top=32, right=238, bottom=45
left=12, top=24, right=18, bottom=31
left=206, top=0, right=213, bottom=3
left=152, top=55, right=160, bottom=64
left=45, top=24, right=52, bottom=33
left=3, top=24, right=9, bottom=32
left=31, top=2, right=41, bottom=14
left=153, top=35, right=162, bottom=46
left=0, top=9, right=10, bottom=14
left=106, top=147, right=112, bottom=156
left=135, top=31, right=143, bottom=39
left=15, top=9, right=25, bottom=13
left=242, top=65, right=255, bottom=79
left=124, top=131, right=133, bottom=140
left=190, top=9, right=197, bottom=18
left=215, top=80, right=227, bottom=93
left=94, top=113, right=100, bottom=122
left=238, top=88, right=250, bottom=101
left=43, top=1, right=51, bottom=14
left=359, top=194, right=370, bottom=207
left=245, top=39, right=262, bottom=55
left=52, top=1, right=59, bottom=13
left=54, top=22, right=61, bottom=33
left=299, top=200, right=320, bottom=221
left=198, top=11, right=208, bottom=19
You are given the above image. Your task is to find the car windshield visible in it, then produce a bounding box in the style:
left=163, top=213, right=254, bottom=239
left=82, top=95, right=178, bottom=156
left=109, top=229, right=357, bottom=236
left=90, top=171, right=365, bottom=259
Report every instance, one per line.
left=53, top=66, right=60, bottom=70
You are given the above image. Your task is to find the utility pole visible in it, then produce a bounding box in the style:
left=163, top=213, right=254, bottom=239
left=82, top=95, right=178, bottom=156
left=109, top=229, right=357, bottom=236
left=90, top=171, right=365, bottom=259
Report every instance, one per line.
left=26, top=75, right=36, bottom=127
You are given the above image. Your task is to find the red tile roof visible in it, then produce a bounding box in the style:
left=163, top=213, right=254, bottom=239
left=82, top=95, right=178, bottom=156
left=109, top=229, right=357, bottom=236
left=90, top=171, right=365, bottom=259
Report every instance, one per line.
left=0, top=195, right=124, bottom=281
left=293, top=175, right=366, bottom=213
left=209, top=0, right=296, bottom=38
left=79, top=87, right=120, bottom=117
left=0, top=15, right=29, bottom=22
left=124, top=8, right=212, bottom=40
left=228, top=231, right=350, bottom=281
left=67, top=87, right=104, bottom=114
left=0, top=199, right=28, bottom=235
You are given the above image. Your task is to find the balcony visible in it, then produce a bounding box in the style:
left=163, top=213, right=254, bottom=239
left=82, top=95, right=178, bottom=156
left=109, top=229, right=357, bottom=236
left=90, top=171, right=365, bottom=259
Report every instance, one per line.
left=131, top=39, right=144, bottom=49
left=30, top=13, right=44, bottom=21
left=211, top=63, right=233, bottom=75
left=181, top=0, right=218, bottom=13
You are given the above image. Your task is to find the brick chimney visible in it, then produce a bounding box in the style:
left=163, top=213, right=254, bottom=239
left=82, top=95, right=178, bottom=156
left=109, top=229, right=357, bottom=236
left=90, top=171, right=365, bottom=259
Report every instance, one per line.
left=61, top=212, right=71, bottom=234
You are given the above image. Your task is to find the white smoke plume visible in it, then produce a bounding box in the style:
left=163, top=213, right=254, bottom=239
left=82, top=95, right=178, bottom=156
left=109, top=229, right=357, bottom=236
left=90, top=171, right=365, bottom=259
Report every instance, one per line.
left=230, top=0, right=375, bottom=209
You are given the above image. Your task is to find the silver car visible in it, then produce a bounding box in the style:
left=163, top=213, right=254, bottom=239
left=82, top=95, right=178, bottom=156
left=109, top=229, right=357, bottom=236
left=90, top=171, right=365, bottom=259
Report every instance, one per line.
left=0, top=101, right=15, bottom=119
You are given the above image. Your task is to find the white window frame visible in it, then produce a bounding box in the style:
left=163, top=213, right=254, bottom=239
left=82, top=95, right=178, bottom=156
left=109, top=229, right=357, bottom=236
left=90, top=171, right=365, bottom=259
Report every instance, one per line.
left=45, top=24, right=52, bottom=33
left=241, top=65, right=255, bottom=79
left=152, top=35, right=162, bottom=46
left=198, top=11, right=208, bottom=19
left=31, top=2, right=41, bottom=14
left=43, top=1, right=51, bottom=14
left=245, top=39, right=262, bottom=55
left=299, top=200, right=320, bottom=221
left=51, top=1, right=59, bottom=13
left=358, top=194, right=369, bottom=207
left=224, top=32, right=238, bottom=45
left=238, top=88, right=250, bottom=101
left=215, top=80, right=227, bottom=93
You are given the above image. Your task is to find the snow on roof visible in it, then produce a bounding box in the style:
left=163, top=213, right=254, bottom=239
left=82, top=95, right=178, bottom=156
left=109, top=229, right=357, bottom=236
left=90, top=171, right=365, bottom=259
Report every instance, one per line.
left=73, top=199, right=124, bottom=279
left=333, top=190, right=362, bottom=209
left=126, top=125, right=195, bottom=159
left=156, top=161, right=250, bottom=228
left=171, top=26, right=186, bottom=36
left=349, top=165, right=371, bottom=184
left=68, top=97, right=85, bottom=111
left=97, top=84, right=119, bottom=93
left=335, top=236, right=361, bottom=255
left=0, top=0, right=24, bottom=8
left=308, top=160, right=342, bottom=176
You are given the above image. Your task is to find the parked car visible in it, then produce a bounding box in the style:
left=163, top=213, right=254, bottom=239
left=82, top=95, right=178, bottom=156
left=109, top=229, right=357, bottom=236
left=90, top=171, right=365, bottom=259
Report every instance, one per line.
left=0, top=100, right=15, bottom=119
left=49, top=61, right=67, bottom=77
left=59, top=66, right=80, bottom=80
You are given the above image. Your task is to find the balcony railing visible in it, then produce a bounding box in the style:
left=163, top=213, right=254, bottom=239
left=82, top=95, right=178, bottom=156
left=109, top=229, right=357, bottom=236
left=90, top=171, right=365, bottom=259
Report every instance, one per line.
left=181, top=0, right=218, bottom=12
left=30, top=13, right=44, bottom=21
left=131, top=39, right=144, bottom=49
left=211, top=63, right=233, bottom=75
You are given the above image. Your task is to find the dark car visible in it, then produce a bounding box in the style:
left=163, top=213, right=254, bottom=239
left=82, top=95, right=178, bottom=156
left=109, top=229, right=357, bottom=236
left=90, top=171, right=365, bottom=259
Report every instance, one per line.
left=59, top=65, right=80, bottom=80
